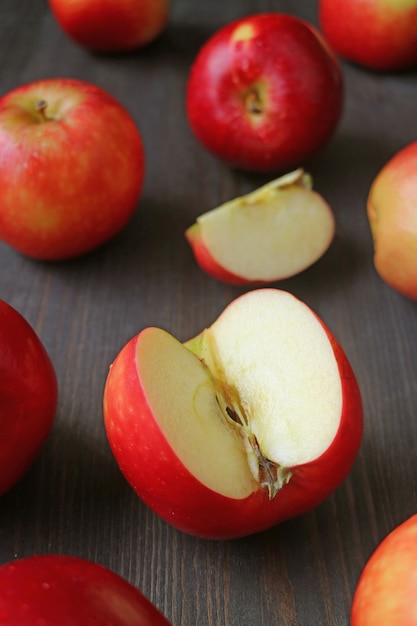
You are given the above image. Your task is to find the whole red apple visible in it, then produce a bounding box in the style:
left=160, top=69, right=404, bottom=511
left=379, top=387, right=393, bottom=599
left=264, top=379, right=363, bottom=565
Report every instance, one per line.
left=186, top=13, right=343, bottom=173
left=319, top=0, right=417, bottom=71
left=0, top=300, right=58, bottom=496
left=351, top=514, right=417, bottom=625
left=103, top=288, right=363, bottom=539
left=0, top=78, right=145, bottom=260
left=367, top=140, right=417, bottom=300
left=48, top=0, right=169, bottom=52
left=0, top=554, right=172, bottom=625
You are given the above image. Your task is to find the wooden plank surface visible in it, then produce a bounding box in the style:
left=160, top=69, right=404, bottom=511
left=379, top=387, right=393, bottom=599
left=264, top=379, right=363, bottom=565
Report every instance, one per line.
left=1, top=1, right=417, bottom=624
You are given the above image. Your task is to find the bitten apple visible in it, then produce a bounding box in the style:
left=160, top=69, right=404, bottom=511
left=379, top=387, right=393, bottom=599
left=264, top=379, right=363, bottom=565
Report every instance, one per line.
left=0, top=555, right=171, bottom=625
left=185, top=169, right=335, bottom=285
left=319, top=0, right=417, bottom=71
left=367, top=141, right=417, bottom=300
left=186, top=13, right=343, bottom=173
left=48, top=0, right=169, bottom=52
left=0, top=78, right=144, bottom=260
left=103, top=289, right=363, bottom=539
left=351, top=514, right=417, bottom=625
left=0, top=300, right=58, bottom=496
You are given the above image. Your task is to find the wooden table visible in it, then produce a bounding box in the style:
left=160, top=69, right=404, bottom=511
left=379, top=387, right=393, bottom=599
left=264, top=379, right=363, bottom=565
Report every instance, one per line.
left=1, top=1, right=417, bottom=624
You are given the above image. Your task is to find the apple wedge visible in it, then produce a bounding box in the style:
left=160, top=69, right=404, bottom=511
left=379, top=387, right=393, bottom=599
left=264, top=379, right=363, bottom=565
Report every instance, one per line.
left=185, top=169, right=335, bottom=285
left=103, top=289, right=363, bottom=539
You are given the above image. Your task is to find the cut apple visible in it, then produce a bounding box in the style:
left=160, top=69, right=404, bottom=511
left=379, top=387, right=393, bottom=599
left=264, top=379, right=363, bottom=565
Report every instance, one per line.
left=103, top=289, right=363, bottom=539
left=185, top=169, right=335, bottom=285
left=134, top=326, right=257, bottom=500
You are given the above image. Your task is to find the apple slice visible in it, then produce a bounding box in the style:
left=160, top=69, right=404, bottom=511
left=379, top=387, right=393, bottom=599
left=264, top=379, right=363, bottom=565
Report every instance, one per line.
left=103, top=289, right=363, bottom=539
left=185, top=169, right=335, bottom=285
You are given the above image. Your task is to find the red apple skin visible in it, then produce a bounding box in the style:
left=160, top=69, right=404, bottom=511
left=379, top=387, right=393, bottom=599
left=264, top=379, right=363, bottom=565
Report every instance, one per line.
left=0, top=554, right=172, bottom=625
left=319, top=0, right=417, bottom=71
left=0, top=300, right=58, bottom=496
left=103, top=314, right=363, bottom=540
left=351, top=514, right=417, bottom=625
left=186, top=13, right=343, bottom=173
left=48, top=0, right=169, bottom=52
left=0, top=78, right=145, bottom=260
left=367, top=141, right=417, bottom=300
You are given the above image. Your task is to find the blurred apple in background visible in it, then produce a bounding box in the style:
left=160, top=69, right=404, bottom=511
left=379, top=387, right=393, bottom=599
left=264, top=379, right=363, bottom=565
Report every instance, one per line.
left=186, top=13, right=343, bottom=173
left=185, top=168, right=335, bottom=285
left=104, top=289, right=363, bottom=540
left=351, top=514, right=417, bottom=625
left=367, top=141, right=417, bottom=300
left=319, top=0, right=417, bottom=71
left=0, top=300, right=58, bottom=496
left=0, top=78, right=145, bottom=261
left=48, top=0, right=169, bottom=52
left=0, top=555, right=172, bottom=625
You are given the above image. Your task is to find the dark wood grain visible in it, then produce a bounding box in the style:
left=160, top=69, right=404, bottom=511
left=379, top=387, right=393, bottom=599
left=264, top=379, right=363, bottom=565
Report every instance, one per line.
left=1, top=1, right=417, bottom=624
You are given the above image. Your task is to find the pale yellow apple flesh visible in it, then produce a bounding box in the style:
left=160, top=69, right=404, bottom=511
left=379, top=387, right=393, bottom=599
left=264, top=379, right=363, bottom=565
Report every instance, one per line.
left=190, top=169, right=335, bottom=281
left=136, top=290, right=342, bottom=500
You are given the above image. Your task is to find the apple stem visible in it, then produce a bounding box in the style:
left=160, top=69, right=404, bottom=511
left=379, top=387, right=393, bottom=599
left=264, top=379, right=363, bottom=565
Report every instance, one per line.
left=35, top=100, right=49, bottom=122
left=245, top=89, right=263, bottom=115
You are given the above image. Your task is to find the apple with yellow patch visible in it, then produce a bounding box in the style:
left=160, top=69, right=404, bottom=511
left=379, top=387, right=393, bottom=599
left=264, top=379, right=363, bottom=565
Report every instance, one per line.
left=351, top=514, right=417, bottom=625
left=185, top=169, right=335, bottom=285
left=367, top=140, right=417, bottom=300
left=103, top=288, right=363, bottom=539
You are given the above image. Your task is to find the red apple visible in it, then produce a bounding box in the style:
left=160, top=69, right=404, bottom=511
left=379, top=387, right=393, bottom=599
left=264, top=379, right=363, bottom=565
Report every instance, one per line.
left=48, top=0, right=169, bottom=52
left=351, top=514, right=417, bottom=625
left=0, top=554, right=171, bottom=625
left=367, top=140, right=417, bottom=300
left=0, top=300, right=58, bottom=496
left=0, top=78, right=144, bottom=260
left=186, top=13, right=343, bottom=173
left=185, top=168, right=335, bottom=285
left=319, top=0, right=417, bottom=71
left=103, top=288, right=363, bottom=539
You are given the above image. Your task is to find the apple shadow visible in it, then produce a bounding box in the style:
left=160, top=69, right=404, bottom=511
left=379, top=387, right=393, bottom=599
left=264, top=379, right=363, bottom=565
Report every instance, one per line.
left=86, top=18, right=225, bottom=72
left=33, top=192, right=197, bottom=303
left=0, top=404, right=150, bottom=559
left=308, top=130, right=400, bottom=182
left=275, top=235, right=370, bottom=300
